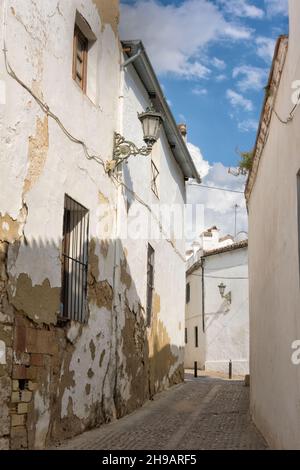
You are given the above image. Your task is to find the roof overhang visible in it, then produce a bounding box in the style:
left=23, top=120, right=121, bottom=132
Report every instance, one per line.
left=121, top=40, right=201, bottom=183
left=186, top=240, right=248, bottom=275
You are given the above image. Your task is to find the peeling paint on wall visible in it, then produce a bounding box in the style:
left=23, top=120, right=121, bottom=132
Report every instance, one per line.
left=148, top=294, right=182, bottom=396
left=24, top=116, right=49, bottom=194
left=10, top=274, right=60, bottom=325
left=92, top=0, right=119, bottom=35
left=0, top=214, right=22, bottom=244
left=117, top=302, right=149, bottom=417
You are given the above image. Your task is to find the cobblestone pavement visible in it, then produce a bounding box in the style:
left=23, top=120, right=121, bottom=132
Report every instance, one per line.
left=55, top=374, right=268, bottom=450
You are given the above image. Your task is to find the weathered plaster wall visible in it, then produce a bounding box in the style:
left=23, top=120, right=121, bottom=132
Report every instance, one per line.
left=0, top=0, right=121, bottom=449
left=115, top=61, right=186, bottom=406
left=0, top=0, right=187, bottom=450
left=248, top=0, right=300, bottom=449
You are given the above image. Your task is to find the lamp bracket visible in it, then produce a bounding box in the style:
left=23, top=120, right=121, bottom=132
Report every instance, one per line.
left=105, top=133, right=153, bottom=173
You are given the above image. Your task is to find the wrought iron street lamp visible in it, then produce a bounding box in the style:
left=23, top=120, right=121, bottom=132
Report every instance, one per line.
left=106, top=107, right=163, bottom=173
left=218, top=282, right=232, bottom=304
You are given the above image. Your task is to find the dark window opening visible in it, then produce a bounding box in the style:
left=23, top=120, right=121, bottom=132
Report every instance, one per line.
left=61, top=195, right=89, bottom=322
left=186, top=283, right=190, bottom=304
left=195, top=326, right=198, bottom=348
left=146, top=244, right=155, bottom=326
left=185, top=328, right=188, bottom=344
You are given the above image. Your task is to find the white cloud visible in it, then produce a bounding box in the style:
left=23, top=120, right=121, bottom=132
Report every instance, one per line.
left=233, top=65, right=268, bottom=91
left=212, top=57, right=226, bottom=70
left=187, top=142, right=211, bottom=179
left=238, top=118, right=258, bottom=132
left=222, top=24, right=253, bottom=40
left=216, top=74, right=227, bottom=82
left=120, top=0, right=252, bottom=80
left=264, top=0, right=288, bottom=17
left=226, top=89, right=253, bottom=111
left=218, top=0, right=265, bottom=19
left=256, top=36, right=276, bottom=62
left=192, top=87, right=208, bottom=96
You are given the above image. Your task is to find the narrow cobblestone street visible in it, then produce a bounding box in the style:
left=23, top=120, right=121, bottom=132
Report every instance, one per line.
left=55, top=373, right=268, bottom=450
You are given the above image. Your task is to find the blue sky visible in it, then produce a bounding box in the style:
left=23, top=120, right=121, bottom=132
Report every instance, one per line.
left=120, top=0, right=289, bottom=239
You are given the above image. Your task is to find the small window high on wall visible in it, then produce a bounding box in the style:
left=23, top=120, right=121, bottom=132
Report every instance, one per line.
left=73, top=26, right=88, bottom=92
left=61, top=195, right=89, bottom=322
left=72, top=11, right=97, bottom=97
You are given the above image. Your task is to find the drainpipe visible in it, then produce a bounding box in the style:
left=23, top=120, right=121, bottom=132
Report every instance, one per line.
left=121, top=48, right=142, bottom=69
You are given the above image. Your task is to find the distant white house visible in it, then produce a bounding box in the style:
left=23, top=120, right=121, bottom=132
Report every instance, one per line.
left=185, top=237, right=249, bottom=377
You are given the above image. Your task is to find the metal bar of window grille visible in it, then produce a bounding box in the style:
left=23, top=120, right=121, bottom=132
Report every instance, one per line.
left=74, top=204, right=79, bottom=321
left=81, top=209, right=85, bottom=322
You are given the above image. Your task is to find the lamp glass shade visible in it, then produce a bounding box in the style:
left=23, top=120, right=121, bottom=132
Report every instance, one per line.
left=138, top=108, right=163, bottom=145
left=218, top=283, right=226, bottom=297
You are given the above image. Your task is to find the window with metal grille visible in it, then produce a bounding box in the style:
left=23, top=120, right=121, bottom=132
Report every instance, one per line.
left=73, top=26, right=88, bottom=92
left=195, top=326, right=198, bottom=348
left=61, top=195, right=89, bottom=322
left=146, top=244, right=155, bottom=326
left=186, top=283, right=190, bottom=304
left=151, top=160, right=159, bottom=198
left=185, top=328, right=188, bottom=344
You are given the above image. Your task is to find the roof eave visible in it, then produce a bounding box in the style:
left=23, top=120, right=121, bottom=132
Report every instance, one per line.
left=121, top=40, right=201, bottom=183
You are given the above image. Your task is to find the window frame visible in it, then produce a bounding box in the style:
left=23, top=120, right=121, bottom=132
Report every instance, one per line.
left=73, top=25, right=88, bottom=93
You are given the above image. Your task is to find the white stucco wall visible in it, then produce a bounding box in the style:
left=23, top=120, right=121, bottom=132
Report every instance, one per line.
left=185, top=246, right=249, bottom=376
left=203, top=247, right=249, bottom=376
left=248, top=0, right=300, bottom=450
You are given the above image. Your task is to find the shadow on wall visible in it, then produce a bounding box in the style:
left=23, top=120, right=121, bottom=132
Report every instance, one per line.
left=0, top=235, right=183, bottom=450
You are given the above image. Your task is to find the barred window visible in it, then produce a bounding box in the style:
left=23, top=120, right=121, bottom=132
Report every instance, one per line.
left=61, top=195, right=89, bottom=322
left=146, top=244, right=155, bottom=326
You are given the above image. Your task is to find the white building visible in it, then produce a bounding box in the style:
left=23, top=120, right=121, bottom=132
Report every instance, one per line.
left=0, top=0, right=199, bottom=449
left=185, top=240, right=249, bottom=376
left=246, top=0, right=300, bottom=449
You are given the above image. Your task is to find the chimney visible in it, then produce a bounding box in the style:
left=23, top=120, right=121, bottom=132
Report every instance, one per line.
left=178, top=123, right=187, bottom=142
